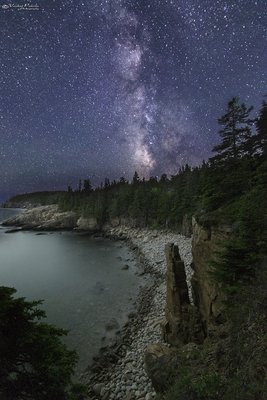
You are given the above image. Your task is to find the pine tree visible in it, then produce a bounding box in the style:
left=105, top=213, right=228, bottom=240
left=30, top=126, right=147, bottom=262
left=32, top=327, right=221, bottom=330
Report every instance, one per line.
left=159, top=173, right=168, bottom=183
left=132, top=171, right=140, bottom=185
left=211, top=97, right=253, bottom=164
left=83, top=179, right=92, bottom=193
left=255, top=100, right=267, bottom=157
left=104, top=178, right=110, bottom=189
left=119, top=176, right=127, bottom=184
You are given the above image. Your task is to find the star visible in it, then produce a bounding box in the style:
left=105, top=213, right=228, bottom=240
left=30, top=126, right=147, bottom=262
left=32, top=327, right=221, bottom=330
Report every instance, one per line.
left=0, top=0, right=266, bottom=201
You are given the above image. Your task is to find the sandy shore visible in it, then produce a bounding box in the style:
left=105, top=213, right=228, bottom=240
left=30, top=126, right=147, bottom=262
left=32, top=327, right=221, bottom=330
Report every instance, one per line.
left=82, top=226, right=193, bottom=400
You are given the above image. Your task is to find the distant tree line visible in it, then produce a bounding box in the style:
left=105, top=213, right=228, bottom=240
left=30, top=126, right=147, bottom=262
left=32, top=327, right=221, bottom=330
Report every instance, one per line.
left=58, top=97, right=265, bottom=222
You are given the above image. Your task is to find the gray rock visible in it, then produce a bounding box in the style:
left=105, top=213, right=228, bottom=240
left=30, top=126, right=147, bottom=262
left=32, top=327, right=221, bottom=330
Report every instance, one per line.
left=93, top=383, right=105, bottom=395
left=100, top=387, right=109, bottom=399
left=126, top=393, right=135, bottom=400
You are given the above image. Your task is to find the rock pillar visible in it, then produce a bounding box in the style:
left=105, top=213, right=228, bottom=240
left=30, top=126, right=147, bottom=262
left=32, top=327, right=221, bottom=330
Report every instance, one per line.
left=162, top=243, right=205, bottom=345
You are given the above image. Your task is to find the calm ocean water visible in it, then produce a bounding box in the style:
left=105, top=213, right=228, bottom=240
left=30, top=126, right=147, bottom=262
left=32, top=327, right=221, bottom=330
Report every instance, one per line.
left=0, top=208, right=141, bottom=374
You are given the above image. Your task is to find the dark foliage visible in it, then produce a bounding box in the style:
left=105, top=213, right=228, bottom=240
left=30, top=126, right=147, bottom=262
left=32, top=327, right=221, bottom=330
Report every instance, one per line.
left=0, top=286, right=86, bottom=400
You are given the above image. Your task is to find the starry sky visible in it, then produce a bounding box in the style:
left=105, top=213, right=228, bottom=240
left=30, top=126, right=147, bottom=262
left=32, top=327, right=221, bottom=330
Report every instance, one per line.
left=0, top=0, right=266, bottom=200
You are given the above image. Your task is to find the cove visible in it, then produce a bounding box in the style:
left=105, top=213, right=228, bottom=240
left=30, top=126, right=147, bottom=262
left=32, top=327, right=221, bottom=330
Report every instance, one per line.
left=0, top=209, right=142, bottom=375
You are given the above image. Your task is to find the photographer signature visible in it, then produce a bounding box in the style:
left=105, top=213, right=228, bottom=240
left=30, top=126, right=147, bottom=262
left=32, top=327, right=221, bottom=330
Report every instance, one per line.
left=1, top=3, right=40, bottom=11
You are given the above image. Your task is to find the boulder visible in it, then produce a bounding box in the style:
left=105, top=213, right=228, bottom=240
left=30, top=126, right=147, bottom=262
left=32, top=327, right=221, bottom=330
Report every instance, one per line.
left=76, top=216, right=99, bottom=230
left=92, top=383, right=105, bottom=396
left=109, top=218, right=120, bottom=227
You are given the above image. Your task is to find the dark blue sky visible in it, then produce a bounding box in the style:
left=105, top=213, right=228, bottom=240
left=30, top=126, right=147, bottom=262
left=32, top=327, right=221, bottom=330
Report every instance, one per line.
left=0, top=0, right=266, bottom=201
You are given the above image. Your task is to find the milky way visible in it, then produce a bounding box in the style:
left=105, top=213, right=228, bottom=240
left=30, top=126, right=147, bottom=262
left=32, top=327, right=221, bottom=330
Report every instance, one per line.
left=0, top=0, right=266, bottom=199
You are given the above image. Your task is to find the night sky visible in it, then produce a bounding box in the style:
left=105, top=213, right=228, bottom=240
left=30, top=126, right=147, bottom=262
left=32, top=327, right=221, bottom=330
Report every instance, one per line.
left=0, top=0, right=266, bottom=200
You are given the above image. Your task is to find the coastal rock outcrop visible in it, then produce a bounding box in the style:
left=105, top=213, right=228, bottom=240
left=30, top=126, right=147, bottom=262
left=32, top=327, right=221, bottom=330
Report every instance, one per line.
left=191, top=217, right=234, bottom=325
left=145, top=218, right=235, bottom=394
left=2, top=205, right=78, bottom=230
left=161, top=243, right=205, bottom=346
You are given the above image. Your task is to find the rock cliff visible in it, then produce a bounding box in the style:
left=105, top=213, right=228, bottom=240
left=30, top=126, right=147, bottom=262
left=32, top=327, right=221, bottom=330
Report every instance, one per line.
left=2, top=205, right=102, bottom=231
left=158, top=216, right=235, bottom=345
left=162, top=243, right=204, bottom=345
left=145, top=216, right=236, bottom=394
left=191, top=216, right=234, bottom=325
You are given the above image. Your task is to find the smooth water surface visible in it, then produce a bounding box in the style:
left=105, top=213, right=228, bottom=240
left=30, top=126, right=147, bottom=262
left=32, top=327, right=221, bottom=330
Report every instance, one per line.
left=0, top=209, right=141, bottom=374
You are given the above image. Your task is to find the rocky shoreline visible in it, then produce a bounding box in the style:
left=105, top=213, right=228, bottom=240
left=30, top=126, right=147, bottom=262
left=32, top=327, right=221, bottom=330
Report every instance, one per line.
left=2, top=205, right=78, bottom=231
left=83, top=225, right=193, bottom=400
left=2, top=206, right=193, bottom=400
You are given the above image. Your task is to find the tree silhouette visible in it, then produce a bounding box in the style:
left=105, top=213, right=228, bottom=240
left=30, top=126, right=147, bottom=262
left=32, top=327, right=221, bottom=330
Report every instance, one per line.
left=132, top=171, right=140, bottom=185
left=83, top=179, right=92, bottom=193
left=255, top=99, right=267, bottom=157
left=211, top=97, right=253, bottom=164
left=0, top=286, right=85, bottom=400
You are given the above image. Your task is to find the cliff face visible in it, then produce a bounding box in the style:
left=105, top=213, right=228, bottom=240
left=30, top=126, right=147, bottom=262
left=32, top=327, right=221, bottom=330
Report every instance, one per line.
left=146, top=216, right=267, bottom=399
left=162, top=244, right=204, bottom=345
left=146, top=216, right=236, bottom=393
left=2, top=205, right=102, bottom=231
left=160, top=217, right=233, bottom=347
left=191, top=217, right=235, bottom=325
left=2, top=206, right=167, bottom=232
